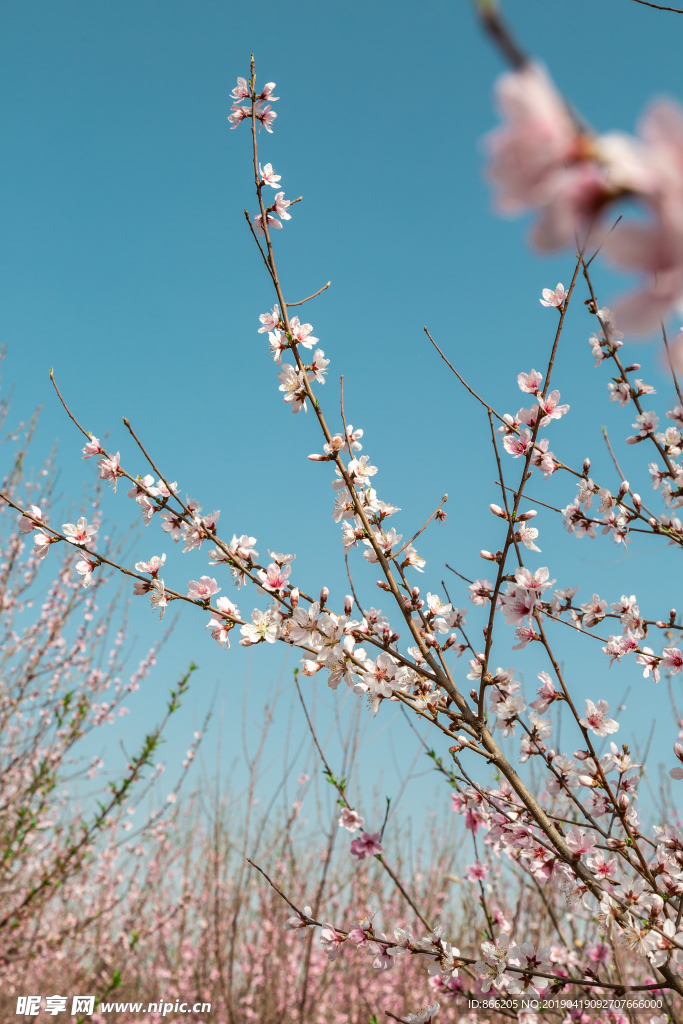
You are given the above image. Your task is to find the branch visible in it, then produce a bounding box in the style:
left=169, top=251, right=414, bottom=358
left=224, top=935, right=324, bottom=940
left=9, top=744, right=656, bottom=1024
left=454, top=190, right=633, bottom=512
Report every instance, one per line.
left=286, top=281, right=331, bottom=307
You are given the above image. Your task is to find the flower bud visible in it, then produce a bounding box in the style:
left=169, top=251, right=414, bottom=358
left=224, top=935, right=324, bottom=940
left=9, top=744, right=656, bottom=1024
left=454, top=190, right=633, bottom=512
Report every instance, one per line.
left=470, top=689, right=478, bottom=701
left=307, top=453, right=328, bottom=461
left=632, top=493, right=641, bottom=512
left=626, top=435, right=641, bottom=445
left=389, top=632, right=401, bottom=644
left=649, top=517, right=658, bottom=528
left=376, top=581, right=391, bottom=591
left=617, top=792, right=630, bottom=811
left=606, top=837, right=627, bottom=850
left=671, top=609, right=678, bottom=624
left=674, top=742, right=683, bottom=764
left=319, top=586, right=329, bottom=609
left=443, top=634, right=458, bottom=649
left=516, top=509, right=537, bottom=522
left=582, top=458, right=591, bottom=476
left=480, top=549, right=498, bottom=561
left=618, top=480, right=629, bottom=499
left=489, top=503, right=508, bottom=520
left=290, top=588, right=300, bottom=609
left=656, top=621, right=667, bottom=628
left=475, top=651, right=486, bottom=664
left=344, top=594, right=353, bottom=616
left=412, top=587, right=420, bottom=599
left=574, top=749, right=591, bottom=761
left=624, top=363, right=641, bottom=372
left=578, top=775, right=598, bottom=788
left=424, top=633, right=438, bottom=648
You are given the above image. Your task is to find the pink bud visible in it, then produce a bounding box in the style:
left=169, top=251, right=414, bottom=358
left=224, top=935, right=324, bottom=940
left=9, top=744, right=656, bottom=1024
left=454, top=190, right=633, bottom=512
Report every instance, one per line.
left=443, top=634, right=457, bottom=649
left=656, top=621, right=667, bottom=628
left=617, top=792, right=630, bottom=810
left=671, top=609, right=678, bottom=623
left=307, top=453, right=328, bottom=461
left=344, top=594, right=353, bottom=616
left=319, top=586, right=329, bottom=609
left=489, top=503, right=508, bottom=519
left=626, top=436, right=641, bottom=445
left=574, top=749, right=591, bottom=761
left=389, top=632, right=401, bottom=644
left=475, top=651, right=486, bottom=664
left=290, top=588, right=300, bottom=609
left=516, top=509, right=537, bottom=522
left=480, top=550, right=497, bottom=560
left=424, top=633, right=438, bottom=648
left=578, top=775, right=598, bottom=788
left=618, top=480, right=629, bottom=498
left=674, top=742, right=683, bottom=764
left=632, top=493, right=641, bottom=512
left=376, top=581, right=391, bottom=591
left=606, top=837, right=626, bottom=850
left=649, top=517, right=658, bottom=528
left=624, top=363, right=641, bottom=372
left=469, top=689, right=478, bottom=701
left=412, top=587, right=420, bottom=599
left=582, top=458, right=591, bottom=476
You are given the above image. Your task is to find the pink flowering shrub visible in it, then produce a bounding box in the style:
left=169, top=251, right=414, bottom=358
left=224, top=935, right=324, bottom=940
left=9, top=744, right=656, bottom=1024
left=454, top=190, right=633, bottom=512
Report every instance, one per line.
left=7, top=4, right=683, bottom=1023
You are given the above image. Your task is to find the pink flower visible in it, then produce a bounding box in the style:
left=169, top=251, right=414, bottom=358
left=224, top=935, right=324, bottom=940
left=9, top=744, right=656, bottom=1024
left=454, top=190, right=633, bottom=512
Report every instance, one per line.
left=486, top=63, right=578, bottom=215
left=206, top=596, right=241, bottom=649
left=33, top=532, right=54, bottom=559
left=289, top=316, right=318, bottom=349
left=517, top=369, right=543, bottom=393
left=350, top=831, right=384, bottom=859
left=636, top=646, right=661, bottom=682
left=602, top=631, right=639, bottom=666
left=81, top=436, right=102, bottom=459
left=540, top=283, right=565, bottom=307
left=62, top=517, right=98, bottom=547
left=135, top=554, right=166, bottom=577
left=187, top=576, right=221, bottom=602
left=468, top=579, right=492, bottom=606
left=536, top=389, right=569, bottom=421
left=149, top=579, right=167, bottom=621
left=662, top=647, right=683, bottom=673
left=503, top=428, right=533, bottom=457
left=259, top=305, right=280, bottom=333
left=257, top=561, right=291, bottom=594
left=258, top=82, right=279, bottom=103
left=512, top=625, right=540, bottom=650
left=259, top=162, right=281, bottom=188
left=230, top=77, right=250, bottom=101
left=254, top=211, right=281, bottom=236
left=565, top=826, right=597, bottom=858
left=579, top=699, right=619, bottom=737
left=339, top=807, right=365, bottom=833
left=228, top=103, right=250, bottom=128
left=272, top=191, right=291, bottom=220
left=529, top=671, right=558, bottom=713
left=320, top=923, right=344, bottom=961
left=464, top=861, right=489, bottom=882
left=75, top=556, right=97, bottom=588
left=97, top=452, right=122, bottom=490
left=256, top=103, right=277, bottom=132
left=278, top=363, right=308, bottom=414
left=670, top=742, right=683, bottom=780
left=17, top=505, right=43, bottom=534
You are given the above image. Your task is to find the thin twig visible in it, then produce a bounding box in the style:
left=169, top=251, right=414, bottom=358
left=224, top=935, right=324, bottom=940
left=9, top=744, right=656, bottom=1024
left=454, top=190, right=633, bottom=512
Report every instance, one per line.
left=286, top=281, right=331, bottom=307
left=393, top=495, right=448, bottom=558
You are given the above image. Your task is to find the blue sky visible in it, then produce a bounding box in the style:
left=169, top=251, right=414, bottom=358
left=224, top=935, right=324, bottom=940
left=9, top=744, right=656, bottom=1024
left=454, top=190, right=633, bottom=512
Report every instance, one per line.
left=1, top=0, right=683, bottom=842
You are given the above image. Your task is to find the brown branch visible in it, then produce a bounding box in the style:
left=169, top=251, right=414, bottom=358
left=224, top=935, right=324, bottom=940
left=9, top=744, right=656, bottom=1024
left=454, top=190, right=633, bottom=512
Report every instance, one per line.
left=286, top=281, right=331, bottom=307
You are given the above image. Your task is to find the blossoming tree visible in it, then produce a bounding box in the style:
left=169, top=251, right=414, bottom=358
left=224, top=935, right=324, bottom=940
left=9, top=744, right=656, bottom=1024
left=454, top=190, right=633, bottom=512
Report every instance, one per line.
left=6, top=1, right=683, bottom=1021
